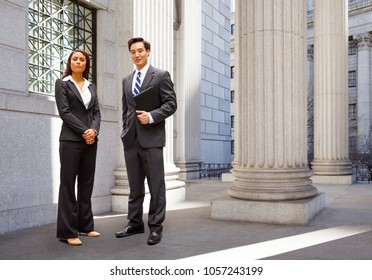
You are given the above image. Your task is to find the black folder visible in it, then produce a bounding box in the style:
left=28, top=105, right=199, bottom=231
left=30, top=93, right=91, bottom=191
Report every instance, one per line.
left=133, top=86, right=161, bottom=112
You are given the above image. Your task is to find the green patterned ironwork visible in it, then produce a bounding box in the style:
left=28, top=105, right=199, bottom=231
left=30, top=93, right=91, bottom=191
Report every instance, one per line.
left=28, top=0, right=96, bottom=95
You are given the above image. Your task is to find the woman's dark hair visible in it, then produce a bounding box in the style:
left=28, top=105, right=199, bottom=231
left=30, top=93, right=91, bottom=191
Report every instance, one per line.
left=62, top=49, right=91, bottom=79
left=127, top=37, right=151, bottom=52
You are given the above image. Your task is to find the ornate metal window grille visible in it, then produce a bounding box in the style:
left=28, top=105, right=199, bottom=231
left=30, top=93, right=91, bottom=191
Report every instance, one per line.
left=349, top=103, right=357, bottom=121
left=28, top=0, right=96, bottom=95
left=348, top=70, right=357, bottom=88
left=348, top=39, right=357, bottom=55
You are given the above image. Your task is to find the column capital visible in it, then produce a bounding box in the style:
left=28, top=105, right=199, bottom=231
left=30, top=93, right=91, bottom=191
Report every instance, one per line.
left=355, top=33, right=371, bottom=49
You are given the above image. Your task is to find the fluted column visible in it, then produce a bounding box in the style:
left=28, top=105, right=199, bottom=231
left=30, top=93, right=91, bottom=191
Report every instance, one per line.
left=311, top=0, right=353, bottom=184
left=111, top=0, right=185, bottom=213
left=229, top=0, right=317, bottom=200
left=356, top=33, right=371, bottom=144
left=133, top=0, right=185, bottom=190
left=212, top=0, right=324, bottom=225
left=174, top=0, right=202, bottom=180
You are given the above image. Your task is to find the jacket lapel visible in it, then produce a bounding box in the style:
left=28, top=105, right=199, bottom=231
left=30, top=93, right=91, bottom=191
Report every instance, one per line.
left=128, top=71, right=135, bottom=96
left=140, top=65, right=155, bottom=90
left=66, top=80, right=85, bottom=106
left=87, top=84, right=96, bottom=109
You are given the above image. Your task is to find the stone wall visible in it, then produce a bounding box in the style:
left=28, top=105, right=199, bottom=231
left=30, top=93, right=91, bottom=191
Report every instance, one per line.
left=0, top=0, right=121, bottom=234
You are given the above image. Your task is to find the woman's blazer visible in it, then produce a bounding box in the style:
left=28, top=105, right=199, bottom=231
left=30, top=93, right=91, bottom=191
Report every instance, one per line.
left=55, top=78, right=101, bottom=142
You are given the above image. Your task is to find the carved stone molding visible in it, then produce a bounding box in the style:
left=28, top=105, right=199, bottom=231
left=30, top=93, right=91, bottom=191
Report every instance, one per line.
left=355, top=33, right=372, bottom=49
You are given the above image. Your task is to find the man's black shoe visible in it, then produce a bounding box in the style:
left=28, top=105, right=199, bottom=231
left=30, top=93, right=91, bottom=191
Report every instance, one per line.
left=115, top=225, right=145, bottom=238
left=147, top=231, right=162, bottom=245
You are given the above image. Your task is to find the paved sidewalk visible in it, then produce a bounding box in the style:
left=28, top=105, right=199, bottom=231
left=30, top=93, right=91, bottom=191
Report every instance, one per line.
left=1, top=179, right=372, bottom=260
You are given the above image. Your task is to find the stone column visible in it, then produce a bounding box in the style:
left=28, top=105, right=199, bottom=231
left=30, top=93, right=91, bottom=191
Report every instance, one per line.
left=111, top=0, right=185, bottom=213
left=311, top=0, right=353, bottom=184
left=110, top=0, right=134, bottom=213
left=356, top=33, right=371, bottom=145
left=133, top=0, right=185, bottom=195
left=211, top=0, right=324, bottom=225
left=174, top=0, right=202, bottom=180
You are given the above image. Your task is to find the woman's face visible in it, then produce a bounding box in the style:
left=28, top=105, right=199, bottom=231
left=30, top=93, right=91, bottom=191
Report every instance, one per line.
left=70, top=52, right=86, bottom=74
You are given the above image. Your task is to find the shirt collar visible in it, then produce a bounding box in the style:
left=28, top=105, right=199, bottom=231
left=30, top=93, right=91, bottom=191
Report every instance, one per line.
left=62, top=75, right=91, bottom=91
left=135, top=63, right=150, bottom=78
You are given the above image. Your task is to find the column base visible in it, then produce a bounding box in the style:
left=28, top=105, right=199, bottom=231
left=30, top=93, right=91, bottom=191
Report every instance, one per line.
left=311, top=160, right=353, bottom=176
left=221, top=172, right=235, bottom=182
left=111, top=166, right=186, bottom=213
left=175, top=161, right=202, bottom=180
left=211, top=193, right=325, bottom=225
left=311, top=174, right=354, bottom=185
left=111, top=186, right=186, bottom=213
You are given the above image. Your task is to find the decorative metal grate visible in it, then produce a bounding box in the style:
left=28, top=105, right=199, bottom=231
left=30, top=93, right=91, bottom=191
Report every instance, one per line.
left=354, top=164, right=372, bottom=183
left=28, top=0, right=96, bottom=95
left=199, top=163, right=231, bottom=179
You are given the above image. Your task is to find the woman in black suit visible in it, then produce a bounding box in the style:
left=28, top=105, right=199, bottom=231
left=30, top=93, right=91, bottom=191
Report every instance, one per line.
left=55, top=49, right=101, bottom=246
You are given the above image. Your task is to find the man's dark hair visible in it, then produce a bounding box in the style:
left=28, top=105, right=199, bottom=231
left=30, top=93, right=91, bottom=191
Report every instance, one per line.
left=127, top=37, right=151, bottom=52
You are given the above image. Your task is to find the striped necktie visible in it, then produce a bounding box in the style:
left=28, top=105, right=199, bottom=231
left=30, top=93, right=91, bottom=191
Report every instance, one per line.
left=133, top=71, right=141, bottom=96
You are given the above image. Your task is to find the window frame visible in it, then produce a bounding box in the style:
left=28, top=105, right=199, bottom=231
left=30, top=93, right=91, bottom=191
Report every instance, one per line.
left=348, top=70, right=357, bottom=88
left=28, top=0, right=97, bottom=95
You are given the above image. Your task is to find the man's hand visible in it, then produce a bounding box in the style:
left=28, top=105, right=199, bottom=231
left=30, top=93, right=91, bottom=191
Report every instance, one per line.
left=136, top=110, right=150, bottom=125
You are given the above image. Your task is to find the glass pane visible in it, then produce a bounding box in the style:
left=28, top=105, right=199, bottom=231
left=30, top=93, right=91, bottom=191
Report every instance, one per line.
left=28, top=0, right=96, bottom=95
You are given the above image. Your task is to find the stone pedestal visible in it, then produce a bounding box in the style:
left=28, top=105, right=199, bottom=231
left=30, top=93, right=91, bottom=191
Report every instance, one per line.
left=221, top=172, right=234, bottom=182
left=212, top=193, right=325, bottom=225
left=111, top=167, right=185, bottom=213
left=111, top=167, right=130, bottom=213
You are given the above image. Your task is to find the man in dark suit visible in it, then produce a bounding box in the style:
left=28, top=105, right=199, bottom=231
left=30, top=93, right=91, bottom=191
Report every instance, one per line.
left=115, top=37, right=177, bottom=245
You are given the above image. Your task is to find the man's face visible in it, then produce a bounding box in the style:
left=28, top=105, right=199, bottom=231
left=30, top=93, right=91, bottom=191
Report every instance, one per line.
left=130, top=42, right=150, bottom=70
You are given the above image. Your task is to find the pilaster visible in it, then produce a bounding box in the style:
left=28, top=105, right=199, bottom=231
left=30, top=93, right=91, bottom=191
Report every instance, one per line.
left=110, top=0, right=134, bottom=212
left=174, top=0, right=202, bottom=180
left=356, top=33, right=371, bottom=145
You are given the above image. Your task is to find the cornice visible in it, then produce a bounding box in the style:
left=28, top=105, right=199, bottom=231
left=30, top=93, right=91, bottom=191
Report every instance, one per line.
left=307, top=1, right=372, bottom=28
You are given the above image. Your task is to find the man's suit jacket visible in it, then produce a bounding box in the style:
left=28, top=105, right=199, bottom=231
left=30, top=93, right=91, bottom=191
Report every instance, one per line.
left=121, top=65, right=177, bottom=148
left=55, top=78, right=101, bottom=142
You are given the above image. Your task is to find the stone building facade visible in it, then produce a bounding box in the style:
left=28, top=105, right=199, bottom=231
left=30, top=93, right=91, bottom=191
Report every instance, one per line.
left=0, top=0, right=231, bottom=234
left=3, top=0, right=368, bottom=233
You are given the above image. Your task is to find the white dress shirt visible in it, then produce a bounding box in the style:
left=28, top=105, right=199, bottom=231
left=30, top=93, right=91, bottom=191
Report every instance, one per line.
left=132, top=64, right=154, bottom=123
left=63, top=75, right=92, bottom=109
